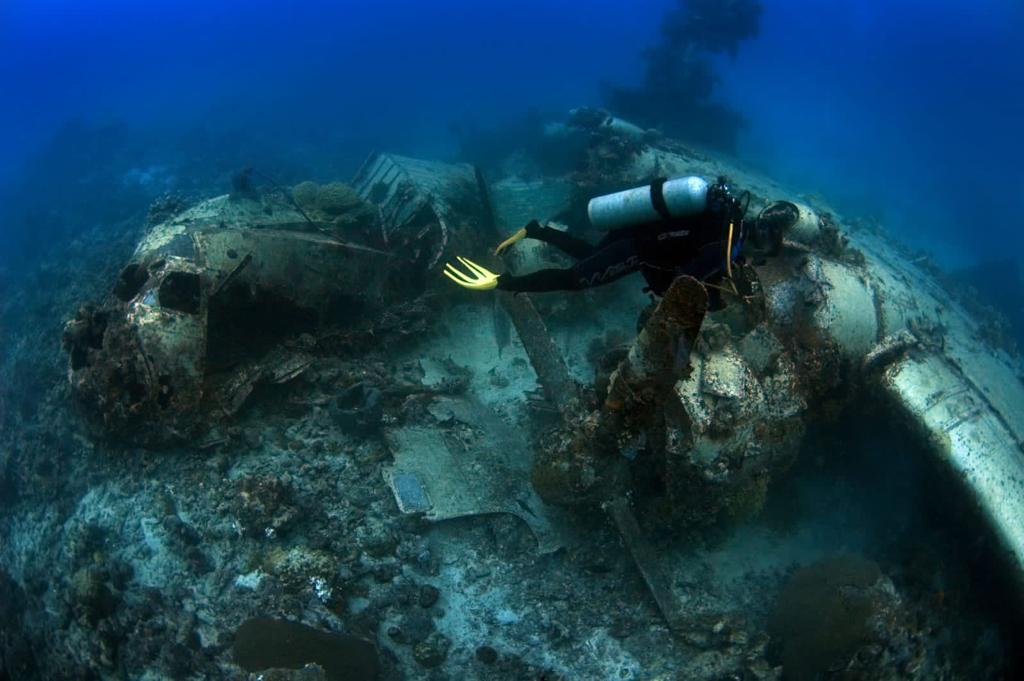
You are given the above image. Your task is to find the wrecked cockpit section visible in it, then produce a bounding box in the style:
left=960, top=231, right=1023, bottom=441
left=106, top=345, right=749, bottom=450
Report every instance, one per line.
left=62, top=187, right=392, bottom=443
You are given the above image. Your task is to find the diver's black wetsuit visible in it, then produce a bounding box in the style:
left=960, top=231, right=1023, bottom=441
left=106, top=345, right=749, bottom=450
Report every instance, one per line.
left=496, top=210, right=744, bottom=296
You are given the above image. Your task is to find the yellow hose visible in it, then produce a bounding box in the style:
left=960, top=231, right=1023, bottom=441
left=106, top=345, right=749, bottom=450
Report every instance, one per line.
left=725, top=222, right=734, bottom=280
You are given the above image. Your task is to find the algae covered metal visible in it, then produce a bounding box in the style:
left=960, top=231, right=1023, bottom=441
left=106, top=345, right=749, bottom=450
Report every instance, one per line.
left=361, top=131, right=1024, bottom=598
left=352, top=152, right=493, bottom=275
left=63, top=189, right=389, bottom=443
left=581, top=126, right=1024, bottom=590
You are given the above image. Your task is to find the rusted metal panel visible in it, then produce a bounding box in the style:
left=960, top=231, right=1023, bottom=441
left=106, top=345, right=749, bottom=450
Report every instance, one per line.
left=352, top=152, right=486, bottom=271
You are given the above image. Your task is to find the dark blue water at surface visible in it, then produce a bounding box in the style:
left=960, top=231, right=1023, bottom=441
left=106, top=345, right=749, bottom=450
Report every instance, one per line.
left=0, top=0, right=1021, bottom=270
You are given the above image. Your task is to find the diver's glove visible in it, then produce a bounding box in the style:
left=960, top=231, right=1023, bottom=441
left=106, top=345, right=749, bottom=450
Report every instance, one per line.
left=495, top=228, right=527, bottom=256
left=443, top=256, right=500, bottom=291
left=495, top=219, right=545, bottom=255
left=491, top=220, right=540, bottom=258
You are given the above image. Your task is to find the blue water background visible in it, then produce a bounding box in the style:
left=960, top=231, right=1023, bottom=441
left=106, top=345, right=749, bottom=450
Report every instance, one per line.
left=0, top=0, right=1021, bottom=269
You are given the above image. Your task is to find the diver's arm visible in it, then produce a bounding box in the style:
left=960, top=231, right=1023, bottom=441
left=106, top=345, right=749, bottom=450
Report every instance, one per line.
left=496, top=220, right=597, bottom=260
left=523, top=221, right=598, bottom=260
left=495, top=268, right=582, bottom=292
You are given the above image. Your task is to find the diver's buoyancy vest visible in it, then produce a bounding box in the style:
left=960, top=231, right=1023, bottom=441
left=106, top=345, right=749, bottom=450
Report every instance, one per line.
left=587, top=176, right=709, bottom=231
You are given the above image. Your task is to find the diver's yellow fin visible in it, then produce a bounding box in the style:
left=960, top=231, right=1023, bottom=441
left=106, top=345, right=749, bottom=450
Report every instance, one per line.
left=443, top=256, right=500, bottom=291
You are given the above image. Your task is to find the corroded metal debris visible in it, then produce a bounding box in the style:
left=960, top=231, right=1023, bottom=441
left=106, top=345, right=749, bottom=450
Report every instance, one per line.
left=62, top=191, right=388, bottom=443
left=351, top=152, right=491, bottom=274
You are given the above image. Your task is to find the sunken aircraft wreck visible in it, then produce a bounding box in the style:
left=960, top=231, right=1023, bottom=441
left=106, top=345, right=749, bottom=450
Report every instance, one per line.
left=59, top=109, right=1024, bottom=678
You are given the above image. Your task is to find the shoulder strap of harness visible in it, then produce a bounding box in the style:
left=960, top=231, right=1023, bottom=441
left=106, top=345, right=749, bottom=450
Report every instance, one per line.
left=649, top=177, right=672, bottom=221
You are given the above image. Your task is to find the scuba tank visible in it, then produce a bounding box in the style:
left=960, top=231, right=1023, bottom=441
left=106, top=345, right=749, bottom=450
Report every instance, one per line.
left=587, top=176, right=750, bottom=285
left=587, top=176, right=709, bottom=231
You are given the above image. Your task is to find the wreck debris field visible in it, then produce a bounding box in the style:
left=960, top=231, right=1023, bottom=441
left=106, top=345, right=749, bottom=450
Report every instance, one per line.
left=2, top=1, right=1024, bottom=680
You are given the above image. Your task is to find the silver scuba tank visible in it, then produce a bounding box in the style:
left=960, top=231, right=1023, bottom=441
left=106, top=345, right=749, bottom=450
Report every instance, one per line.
left=587, top=176, right=709, bottom=231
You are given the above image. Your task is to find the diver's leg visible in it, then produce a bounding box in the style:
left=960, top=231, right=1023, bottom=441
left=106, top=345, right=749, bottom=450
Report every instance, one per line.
left=499, top=237, right=640, bottom=292
left=497, top=267, right=579, bottom=292
left=525, top=220, right=600, bottom=260
left=570, top=237, right=642, bottom=288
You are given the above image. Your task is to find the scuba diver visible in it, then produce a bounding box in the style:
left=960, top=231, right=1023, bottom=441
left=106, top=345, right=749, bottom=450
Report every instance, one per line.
left=443, top=176, right=799, bottom=301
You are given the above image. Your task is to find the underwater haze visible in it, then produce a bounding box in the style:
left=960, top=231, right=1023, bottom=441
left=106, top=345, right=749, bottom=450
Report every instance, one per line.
left=3, top=1, right=1024, bottom=680
left=1, top=0, right=1021, bottom=269
left=0, top=0, right=656, bottom=244
left=719, top=0, right=1024, bottom=267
